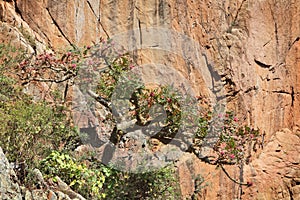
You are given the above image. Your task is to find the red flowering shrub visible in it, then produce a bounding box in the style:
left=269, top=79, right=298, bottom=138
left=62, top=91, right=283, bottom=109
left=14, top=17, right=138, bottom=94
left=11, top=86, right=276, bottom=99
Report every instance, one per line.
left=13, top=40, right=260, bottom=188
left=213, top=112, right=260, bottom=164
left=17, top=50, right=82, bottom=84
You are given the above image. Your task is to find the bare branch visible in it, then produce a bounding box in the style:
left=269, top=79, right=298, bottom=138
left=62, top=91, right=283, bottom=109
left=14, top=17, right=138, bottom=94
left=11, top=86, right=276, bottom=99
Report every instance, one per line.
left=219, top=164, right=249, bottom=186
left=87, top=89, right=112, bottom=112
left=25, top=74, right=74, bottom=83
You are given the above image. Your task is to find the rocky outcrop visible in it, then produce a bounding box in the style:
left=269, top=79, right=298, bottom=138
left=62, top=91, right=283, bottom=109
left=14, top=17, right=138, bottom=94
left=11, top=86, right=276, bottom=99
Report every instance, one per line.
left=0, top=147, right=22, bottom=200
left=0, top=1, right=46, bottom=53
left=0, top=147, right=86, bottom=200
left=14, top=0, right=105, bottom=49
left=243, top=128, right=300, bottom=200
left=0, top=0, right=300, bottom=199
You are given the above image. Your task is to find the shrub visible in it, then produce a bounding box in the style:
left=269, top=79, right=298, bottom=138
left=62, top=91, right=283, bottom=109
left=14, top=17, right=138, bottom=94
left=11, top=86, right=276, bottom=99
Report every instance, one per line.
left=85, top=42, right=261, bottom=164
left=99, top=163, right=179, bottom=199
left=40, top=151, right=106, bottom=199
left=40, top=151, right=179, bottom=199
left=0, top=93, right=80, bottom=178
left=0, top=44, right=80, bottom=185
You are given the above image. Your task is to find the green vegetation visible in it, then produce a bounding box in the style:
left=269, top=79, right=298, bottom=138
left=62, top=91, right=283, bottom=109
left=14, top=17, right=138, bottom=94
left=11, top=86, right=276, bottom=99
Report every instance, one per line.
left=0, top=39, right=259, bottom=199
left=0, top=43, right=180, bottom=199
left=90, top=41, right=260, bottom=166
left=0, top=44, right=80, bottom=184
left=40, top=151, right=107, bottom=199
left=40, top=150, right=179, bottom=199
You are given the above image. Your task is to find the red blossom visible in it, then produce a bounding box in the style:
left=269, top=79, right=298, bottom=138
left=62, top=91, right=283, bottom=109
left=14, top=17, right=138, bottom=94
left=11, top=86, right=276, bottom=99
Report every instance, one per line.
left=131, top=110, right=137, bottom=116
left=129, top=65, right=135, bottom=70
left=229, top=154, right=235, bottom=159
left=71, top=64, right=77, bottom=69
left=220, top=142, right=227, bottom=149
left=88, top=60, right=94, bottom=65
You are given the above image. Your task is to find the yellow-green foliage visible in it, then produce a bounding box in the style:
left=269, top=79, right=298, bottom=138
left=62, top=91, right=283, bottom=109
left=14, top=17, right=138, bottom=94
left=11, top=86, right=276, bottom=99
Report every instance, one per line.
left=40, top=151, right=179, bottom=199
left=40, top=151, right=107, bottom=199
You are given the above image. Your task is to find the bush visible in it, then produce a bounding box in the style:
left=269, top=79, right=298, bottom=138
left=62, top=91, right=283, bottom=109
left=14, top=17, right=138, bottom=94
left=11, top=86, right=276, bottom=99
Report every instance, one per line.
left=40, top=151, right=106, bottom=199
left=89, top=43, right=260, bottom=166
left=0, top=44, right=80, bottom=185
left=40, top=151, right=179, bottom=199
left=101, top=164, right=179, bottom=200
left=193, top=111, right=260, bottom=164
left=0, top=91, right=80, bottom=181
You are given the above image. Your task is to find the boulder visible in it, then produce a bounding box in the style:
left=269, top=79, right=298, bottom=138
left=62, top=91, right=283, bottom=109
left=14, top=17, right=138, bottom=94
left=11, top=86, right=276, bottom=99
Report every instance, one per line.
left=0, top=147, right=22, bottom=200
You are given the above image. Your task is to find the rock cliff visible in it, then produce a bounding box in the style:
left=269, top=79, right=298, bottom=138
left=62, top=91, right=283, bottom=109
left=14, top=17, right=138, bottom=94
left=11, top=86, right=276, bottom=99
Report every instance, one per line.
left=0, top=0, right=299, bottom=199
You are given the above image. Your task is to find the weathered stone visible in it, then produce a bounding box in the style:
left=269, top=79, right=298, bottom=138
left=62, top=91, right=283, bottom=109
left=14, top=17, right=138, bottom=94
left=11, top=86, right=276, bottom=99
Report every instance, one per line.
left=55, top=176, right=86, bottom=200
left=31, top=190, right=49, bottom=200
left=292, top=185, right=300, bottom=195
left=32, top=169, right=48, bottom=189
left=0, top=147, right=22, bottom=200
left=56, top=191, right=71, bottom=200
left=177, top=155, right=194, bottom=198
left=0, top=1, right=46, bottom=53
left=47, top=190, right=58, bottom=200
left=14, top=0, right=104, bottom=49
left=243, top=129, right=300, bottom=200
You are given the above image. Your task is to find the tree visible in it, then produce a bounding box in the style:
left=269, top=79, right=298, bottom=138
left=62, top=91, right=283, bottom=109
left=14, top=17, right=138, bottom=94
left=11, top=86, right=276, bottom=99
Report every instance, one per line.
left=16, top=40, right=260, bottom=188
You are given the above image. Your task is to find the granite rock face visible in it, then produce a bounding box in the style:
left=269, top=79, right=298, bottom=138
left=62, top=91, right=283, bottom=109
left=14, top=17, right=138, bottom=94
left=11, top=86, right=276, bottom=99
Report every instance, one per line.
left=0, top=147, right=22, bottom=200
left=9, top=0, right=299, bottom=136
left=0, top=0, right=300, bottom=199
left=243, top=128, right=300, bottom=200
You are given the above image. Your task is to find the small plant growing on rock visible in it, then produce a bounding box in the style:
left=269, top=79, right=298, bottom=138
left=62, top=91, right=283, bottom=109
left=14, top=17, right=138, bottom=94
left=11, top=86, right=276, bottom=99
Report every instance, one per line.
left=40, top=150, right=179, bottom=199
left=40, top=151, right=107, bottom=199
